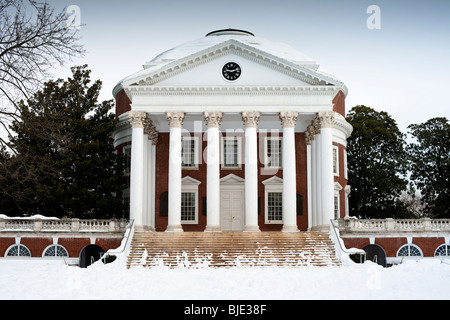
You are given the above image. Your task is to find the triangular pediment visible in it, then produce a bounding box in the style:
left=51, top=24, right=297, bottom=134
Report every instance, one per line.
left=220, top=173, right=245, bottom=184
left=121, top=40, right=344, bottom=89
left=262, top=176, right=283, bottom=185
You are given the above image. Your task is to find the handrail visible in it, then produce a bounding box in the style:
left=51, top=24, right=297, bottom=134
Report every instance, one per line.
left=100, top=219, right=135, bottom=263
left=329, top=219, right=366, bottom=264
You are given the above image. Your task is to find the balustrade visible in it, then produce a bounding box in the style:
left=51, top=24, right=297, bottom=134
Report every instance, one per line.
left=0, top=217, right=127, bottom=233
left=338, top=218, right=450, bottom=234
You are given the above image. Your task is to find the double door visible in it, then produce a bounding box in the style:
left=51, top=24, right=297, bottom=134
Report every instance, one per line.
left=220, top=190, right=244, bottom=232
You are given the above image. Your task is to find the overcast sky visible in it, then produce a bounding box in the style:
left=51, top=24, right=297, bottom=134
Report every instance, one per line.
left=49, top=0, right=449, bottom=134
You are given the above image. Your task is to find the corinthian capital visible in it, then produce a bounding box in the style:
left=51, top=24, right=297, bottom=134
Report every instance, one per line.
left=166, top=112, right=185, bottom=128
left=128, top=111, right=147, bottom=128
left=241, top=111, right=260, bottom=128
left=204, top=111, right=223, bottom=128
left=318, top=111, right=335, bottom=128
left=279, top=111, right=298, bottom=128
left=143, top=117, right=155, bottom=135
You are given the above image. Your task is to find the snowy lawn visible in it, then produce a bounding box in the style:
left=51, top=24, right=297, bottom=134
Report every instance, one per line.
left=0, top=258, right=449, bottom=300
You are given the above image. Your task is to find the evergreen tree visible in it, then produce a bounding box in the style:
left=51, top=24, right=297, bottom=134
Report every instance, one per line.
left=0, top=65, right=125, bottom=219
left=407, top=117, right=450, bottom=218
left=346, top=105, right=411, bottom=218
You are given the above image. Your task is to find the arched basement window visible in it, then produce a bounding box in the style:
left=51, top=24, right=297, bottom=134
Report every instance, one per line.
left=434, top=244, right=450, bottom=257
left=6, top=244, right=31, bottom=257
left=43, top=244, right=69, bottom=257
left=397, top=244, right=423, bottom=257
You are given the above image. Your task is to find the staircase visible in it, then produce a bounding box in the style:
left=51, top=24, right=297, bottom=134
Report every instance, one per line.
left=127, top=232, right=341, bottom=268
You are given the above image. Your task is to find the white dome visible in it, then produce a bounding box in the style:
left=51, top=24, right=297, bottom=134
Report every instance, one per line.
left=143, top=29, right=317, bottom=71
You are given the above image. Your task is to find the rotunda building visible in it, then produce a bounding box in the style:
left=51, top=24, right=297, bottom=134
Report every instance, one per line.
left=113, top=29, right=352, bottom=232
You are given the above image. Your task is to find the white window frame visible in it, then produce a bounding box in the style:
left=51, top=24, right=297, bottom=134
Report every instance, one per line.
left=181, top=136, right=200, bottom=169
left=334, top=182, right=343, bottom=219
left=42, top=244, right=69, bottom=257
left=264, top=136, right=283, bottom=169
left=5, top=244, right=31, bottom=257
left=221, top=136, right=242, bottom=169
left=123, top=145, right=132, bottom=176
left=181, top=176, right=201, bottom=224
left=435, top=244, right=450, bottom=257
left=333, top=145, right=339, bottom=176
left=334, top=193, right=340, bottom=220
left=397, top=244, right=423, bottom=257
left=343, top=149, right=348, bottom=180
left=263, top=176, right=283, bottom=224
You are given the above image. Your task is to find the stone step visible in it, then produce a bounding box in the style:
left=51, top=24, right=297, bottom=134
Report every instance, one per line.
left=126, top=231, right=340, bottom=268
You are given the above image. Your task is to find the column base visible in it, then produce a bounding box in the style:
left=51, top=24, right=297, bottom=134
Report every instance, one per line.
left=165, top=225, right=184, bottom=232
left=243, top=225, right=261, bottom=232
left=282, top=225, right=300, bottom=233
left=204, top=226, right=222, bottom=232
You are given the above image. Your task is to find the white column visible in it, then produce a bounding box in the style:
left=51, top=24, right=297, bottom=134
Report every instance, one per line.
left=142, top=124, right=149, bottom=228
left=318, top=111, right=335, bottom=230
left=204, top=111, right=222, bottom=232
left=311, top=118, right=321, bottom=228
left=144, top=119, right=156, bottom=231
left=280, top=111, right=299, bottom=232
left=166, top=112, right=185, bottom=232
left=150, top=131, right=158, bottom=231
left=128, top=111, right=147, bottom=231
left=311, top=135, right=317, bottom=228
left=305, top=129, right=312, bottom=231
left=242, top=111, right=260, bottom=232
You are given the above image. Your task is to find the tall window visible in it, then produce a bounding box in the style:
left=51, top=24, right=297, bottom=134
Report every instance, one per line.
left=333, top=145, right=339, bottom=176
left=265, top=137, right=282, bottom=168
left=223, top=136, right=240, bottom=168
left=267, top=192, right=283, bottom=221
left=182, top=136, right=198, bottom=168
left=181, top=192, right=196, bottom=222
left=263, top=176, right=283, bottom=224
left=181, top=176, right=201, bottom=224
left=334, top=194, right=340, bottom=219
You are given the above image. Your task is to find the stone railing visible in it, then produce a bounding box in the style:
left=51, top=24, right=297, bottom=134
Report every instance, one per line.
left=0, top=217, right=128, bottom=234
left=336, top=218, right=450, bottom=234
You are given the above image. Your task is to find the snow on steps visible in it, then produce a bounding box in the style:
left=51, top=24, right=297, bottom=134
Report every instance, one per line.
left=127, top=232, right=340, bottom=268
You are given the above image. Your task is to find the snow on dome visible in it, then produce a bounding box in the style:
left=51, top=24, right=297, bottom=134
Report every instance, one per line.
left=143, top=30, right=317, bottom=70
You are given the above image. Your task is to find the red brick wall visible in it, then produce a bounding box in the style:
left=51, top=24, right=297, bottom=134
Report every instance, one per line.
left=342, top=237, right=447, bottom=257
left=115, top=89, right=132, bottom=117
left=332, top=90, right=346, bottom=117
left=0, top=237, right=122, bottom=258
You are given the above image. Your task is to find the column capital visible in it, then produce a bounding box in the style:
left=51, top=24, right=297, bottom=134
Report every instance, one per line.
left=128, top=111, right=147, bottom=128
left=317, top=111, right=335, bottom=128
left=204, top=111, right=223, bottom=128
left=166, top=112, right=185, bottom=128
left=305, top=126, right=314, bottom=145
left=143, top=118, right=155, bottom=136
left=311, top=117, right=321, bottom=134
left=241, top=111, right=261, bottom=128
left=279, top=111, right=298, bottom=128
left=150, top=131, right=159, bottom=145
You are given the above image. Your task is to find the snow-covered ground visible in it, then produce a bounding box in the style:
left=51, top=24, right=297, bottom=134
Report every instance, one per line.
left=1, top=257, right=450, bottom=300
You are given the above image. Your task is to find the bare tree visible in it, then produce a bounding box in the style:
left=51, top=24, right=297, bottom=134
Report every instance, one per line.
left=0, top=0, right=85, bottom=148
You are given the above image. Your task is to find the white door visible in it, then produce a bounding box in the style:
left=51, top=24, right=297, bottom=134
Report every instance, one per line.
left=220, top=190, right=244, bottom=231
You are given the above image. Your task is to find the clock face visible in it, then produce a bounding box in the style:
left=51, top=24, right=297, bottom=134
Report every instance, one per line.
left=222, top=62, right=241, bottom=81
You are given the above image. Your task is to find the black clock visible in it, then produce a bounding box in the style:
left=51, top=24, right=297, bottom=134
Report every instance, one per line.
left=222, top=62, right=241, bottom=81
